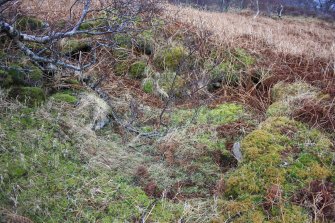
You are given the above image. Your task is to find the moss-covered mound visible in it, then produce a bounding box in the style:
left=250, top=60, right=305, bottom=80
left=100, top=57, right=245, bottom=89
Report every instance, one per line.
left=0, top=63, right=43, bottom=88
left=9, top=86, right=45, bottom=106
left=154, top=45, right=187, bottom=71
left=220, top=116, right=334, bottom=222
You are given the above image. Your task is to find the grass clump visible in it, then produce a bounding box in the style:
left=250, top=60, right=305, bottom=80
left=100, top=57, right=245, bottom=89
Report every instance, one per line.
left=114, top=61, right=129, bottom=76
left=79, top=19, right=105, bottom=30
left=129, top=61, right=146, bottom=78
left=271, top=81, right=317, bottom=102
left=15, top=16, right=44, bottom=31
left=142, top=78, right=154, bottom=93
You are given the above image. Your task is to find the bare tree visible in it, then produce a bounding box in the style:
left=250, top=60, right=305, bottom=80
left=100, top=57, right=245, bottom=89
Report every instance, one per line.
left=0, top=0, right=160, bottom=72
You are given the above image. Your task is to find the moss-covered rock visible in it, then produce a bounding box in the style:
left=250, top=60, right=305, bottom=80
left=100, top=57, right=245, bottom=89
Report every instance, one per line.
left=129, top=61, right=146, bottom=78
left=79, top=19, right=106, bottom=30
left=154, top=46, right=187, bottom=71
left=15, top=16, right=44, bottom=31
left=9, top=86, right=45, bottom=106
left=224, top=116, right=334, bottom=221
left=60, top=39, right=91, bottom=55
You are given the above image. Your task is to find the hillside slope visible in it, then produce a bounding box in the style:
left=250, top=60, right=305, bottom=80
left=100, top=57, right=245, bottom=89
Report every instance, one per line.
left=1, top=2, right=335, bottom=222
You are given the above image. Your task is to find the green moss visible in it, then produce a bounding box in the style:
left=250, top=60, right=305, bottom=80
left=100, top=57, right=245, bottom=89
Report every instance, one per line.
left=5, top=65, right=25, bottom=86
left=210, top=61, right=240, bottom=86
left=202, top=103, right=243, bottom=125
left=51, top=93, right=78, bottom=104
left=15, top=16, right=44, bottom=31
left=4, top=63, right=43, bottom=87
left=171, top=103, right=243, bottom=126
left=64, top=79, right=80, bottom=85
left=150, top=201, right=183, bottom=222
left=224, top=115, right=334, bottom=220
left=142, top=78, right=154, bottom=93
left=225, top=165, right=261, bottom=196
left=60, top=39, right=91, bottom=54
left=266, top=101, right=290, bottom=117
left=241, top=130, right=279, bottom=161
left=129, top=61, right=146, bottom=78
left=9, top=86, right=45, bottom=106
left=154, top=46, right=187, bottom=71
left=107, top=183, right=151, bottom=221
left=79, top=19, right=105, bottom=30
left=136, top=30, right=154, bottom=55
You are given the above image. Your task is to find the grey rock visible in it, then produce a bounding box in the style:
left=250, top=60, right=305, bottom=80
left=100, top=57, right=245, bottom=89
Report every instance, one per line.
left=232, top=142, right=243, bottom=162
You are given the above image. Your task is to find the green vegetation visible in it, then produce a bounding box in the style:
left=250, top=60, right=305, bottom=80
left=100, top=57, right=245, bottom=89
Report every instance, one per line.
left=267, top=81, right=320, bottom=117
left=0, top=63, right=43, bottom=88
left=171, top=103, right=243, bottom=125
left=60, top=39, right=91, bottom=54
left=79, top=19, right=105, bottom=30
left=51, top=92, right=78, bottom=104
left=0, top=96, right=184, bottom=222
left=129, top=61, right=146, bottom=78
left=9, top=86, right=45, bottom=106
left=15, top=16, right=44, bottom=31
left=114, top=61, right=129, bottom=76
left=154, top=46, right=187, bottom=71
left=222, top=116, right=334, bottom=221
left=1, top=4, right=334, bottom=222
left=142, top=78, right=154, bottom=93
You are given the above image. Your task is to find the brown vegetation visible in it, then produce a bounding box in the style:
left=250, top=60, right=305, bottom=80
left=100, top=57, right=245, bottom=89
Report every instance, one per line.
left=292, top=180, right=335, bottom=222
